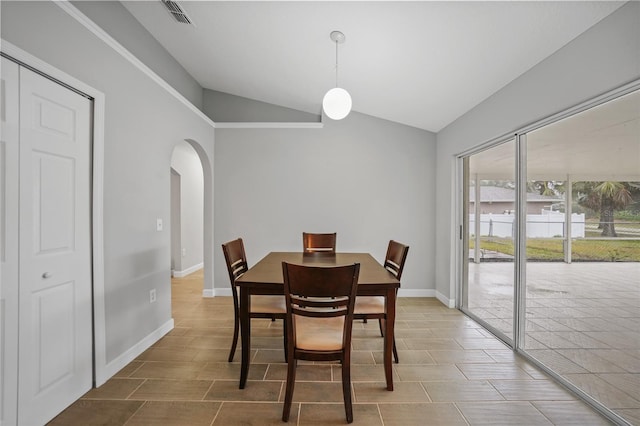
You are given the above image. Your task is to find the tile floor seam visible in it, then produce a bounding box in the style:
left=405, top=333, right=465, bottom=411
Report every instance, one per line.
left=126, top=361, right=146, bottom=378
left=375, top=403, right=385, bottom=426
left=125, top=378, right=148, bottom=400
left=202, top=378, right=216, bottom=401
left=263, top=362, right=271, bottom=381
left=452, top=401, right=472, bottom=426
left=418, top=381, right=433, bottom=403
left=209, top=400, right=223, bottom=426
left=594, top=373, right=640, bottom=406
left=278, top=379, right=285, bottom=405
left=121, top=399, right=148, bottom=426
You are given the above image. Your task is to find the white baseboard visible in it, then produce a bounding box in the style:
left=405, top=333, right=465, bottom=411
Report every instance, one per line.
left=395, top=288, right=456, bottom=308
left=202, top=288, right=231, bottom=298
left=436, top=290, right=456, bottom=308
left=396, top=289, right=436, bottom=298
left=203, top=287, right=456, bottom=309
left=95, top=318, right=174, bottom=386
left=172, top=262, right=203, bottom=278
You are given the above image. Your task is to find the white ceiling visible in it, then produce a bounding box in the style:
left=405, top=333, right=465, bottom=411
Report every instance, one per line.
left=122, top=1, right=624, bottom=132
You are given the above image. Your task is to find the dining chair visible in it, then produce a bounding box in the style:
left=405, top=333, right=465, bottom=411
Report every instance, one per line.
left=354, top=240, right=409, bottom=364
left=222, top=238, right=287, bottom=362
left=281, top=262, right=360, bottom=424
left=302, top=232, right=337, bottom=253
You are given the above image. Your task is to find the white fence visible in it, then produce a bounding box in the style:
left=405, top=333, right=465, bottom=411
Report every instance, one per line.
left=469, top=211, right=585, bottom=238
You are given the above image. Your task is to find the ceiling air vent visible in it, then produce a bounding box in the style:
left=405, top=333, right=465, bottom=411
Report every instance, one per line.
left=161, top=0, right=193, bottom=25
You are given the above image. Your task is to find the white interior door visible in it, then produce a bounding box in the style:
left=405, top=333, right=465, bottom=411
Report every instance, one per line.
left=0, top=57, right=20, bottom=426
left=17, top=65, right=93, bottom=426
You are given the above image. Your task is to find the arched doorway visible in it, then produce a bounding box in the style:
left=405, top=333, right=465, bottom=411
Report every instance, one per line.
left=169, top=139, right=214, bottom=296
left=170, top=141, right=204, bottom=277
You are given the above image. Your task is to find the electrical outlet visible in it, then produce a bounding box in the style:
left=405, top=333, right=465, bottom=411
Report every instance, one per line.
left=150, top=289, right=156, bottom=303
left=156, top=218, right=163, bottom=231
left=182, top=248, right=187, bottom=257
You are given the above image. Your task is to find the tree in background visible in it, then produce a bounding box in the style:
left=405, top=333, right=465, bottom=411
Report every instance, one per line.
left=576, top=182, right=634, bottom=237
left=529, top=181, right=565, bottom=197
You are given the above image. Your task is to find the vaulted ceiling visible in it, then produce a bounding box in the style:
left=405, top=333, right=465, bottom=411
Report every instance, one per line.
left=122, top=1, right=624, bottom=132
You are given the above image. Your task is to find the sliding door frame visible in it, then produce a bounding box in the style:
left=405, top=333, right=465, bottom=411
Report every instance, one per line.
left=455, top=78, right=640, bottom=426
left=456, top=135, right=517, bottom=348
left=514, top=133, right=527, bottom=350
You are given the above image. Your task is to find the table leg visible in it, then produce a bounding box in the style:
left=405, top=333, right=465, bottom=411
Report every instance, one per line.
left=384, top=288, right=395, bottom=391
left=239, top=288, right=250, bottom=389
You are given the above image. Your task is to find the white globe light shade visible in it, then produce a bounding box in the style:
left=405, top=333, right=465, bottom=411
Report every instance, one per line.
left=322, top=87, right=352, bottom=120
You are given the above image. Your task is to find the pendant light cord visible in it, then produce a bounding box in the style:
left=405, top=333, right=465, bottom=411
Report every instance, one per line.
left=335, top=40, right=339, bottom=88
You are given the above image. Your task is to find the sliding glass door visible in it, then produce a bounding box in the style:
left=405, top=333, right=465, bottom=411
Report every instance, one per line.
left=460, top=86, right=640, bottom=425
left=523, top=90, right=640, bottom=425
left=462, top=139, right=516, bottom=343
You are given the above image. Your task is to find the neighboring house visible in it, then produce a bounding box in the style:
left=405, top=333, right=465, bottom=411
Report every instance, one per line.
left=469, top=186, right=563, bottom=215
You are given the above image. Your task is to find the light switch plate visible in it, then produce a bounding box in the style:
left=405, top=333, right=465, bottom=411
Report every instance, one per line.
left=156, top=218, right=163, bottom=231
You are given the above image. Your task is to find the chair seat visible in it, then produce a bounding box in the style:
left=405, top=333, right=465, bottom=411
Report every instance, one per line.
left=295, top=315, right=344, bottom=351
left=252, top=295, right=286, bottom=314
left=354, top=296, right=385, bottom=314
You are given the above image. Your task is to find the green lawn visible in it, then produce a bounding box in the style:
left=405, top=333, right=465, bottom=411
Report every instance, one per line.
left=470, top=238, right=640, bottom=261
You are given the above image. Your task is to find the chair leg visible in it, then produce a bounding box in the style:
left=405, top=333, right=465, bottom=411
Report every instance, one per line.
left=282, top=359, right=297, bottom=422
left=341, top=356, right=353, bottom=424
left=228, top=308, right=240, bottom=362
left=282, top=319, right=288, bottom=362
left=392, top=337, right=399, bottom=364
left=380, top=319, right=399, bottom=364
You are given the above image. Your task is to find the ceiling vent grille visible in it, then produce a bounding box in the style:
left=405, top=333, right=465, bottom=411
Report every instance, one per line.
left=161, top=0, right=193, bottom=25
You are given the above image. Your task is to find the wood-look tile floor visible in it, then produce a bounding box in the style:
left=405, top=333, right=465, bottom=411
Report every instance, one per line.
left=49, top=270, right=614, bottom=425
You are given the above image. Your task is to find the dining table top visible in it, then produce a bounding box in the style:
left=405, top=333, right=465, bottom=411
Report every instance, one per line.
left=235, top=251, right=401, bottom=288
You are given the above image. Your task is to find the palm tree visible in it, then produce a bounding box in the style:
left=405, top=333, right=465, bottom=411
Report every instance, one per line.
left=576, top=181, right=633, bottom=237
left=529, top=181, right=565, bottom=197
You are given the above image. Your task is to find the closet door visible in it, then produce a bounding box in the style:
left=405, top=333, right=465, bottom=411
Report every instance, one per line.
left=0, top=57, right=20, bottom=426
left=17, top=66, right=93, bottom=426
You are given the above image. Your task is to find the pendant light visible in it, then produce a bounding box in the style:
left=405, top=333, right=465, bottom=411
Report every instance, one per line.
left=322, top=31, right=352, bottom=120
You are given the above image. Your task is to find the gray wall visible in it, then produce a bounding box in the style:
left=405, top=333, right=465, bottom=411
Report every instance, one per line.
left=204, top=89, right=320, bottom=122
left=435, top=1, right=640, bottom=302
left=213, top=111, right=436, bottom=295
left=1, top=1, right=215, bottom=364
left=71, top=0, right=204, bottom=109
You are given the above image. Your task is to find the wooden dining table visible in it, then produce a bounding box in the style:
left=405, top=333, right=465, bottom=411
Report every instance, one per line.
left=235, top=252, right=400, bottom=391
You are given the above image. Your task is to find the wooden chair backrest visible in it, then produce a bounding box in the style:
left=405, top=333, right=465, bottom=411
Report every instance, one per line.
left=384, top=240, right=409, bottom=280
left=222, top=238, right=248, bottom=307
left=302, top=232, right=337, bottom=253
left=282, top=262, right=360, bottom=348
